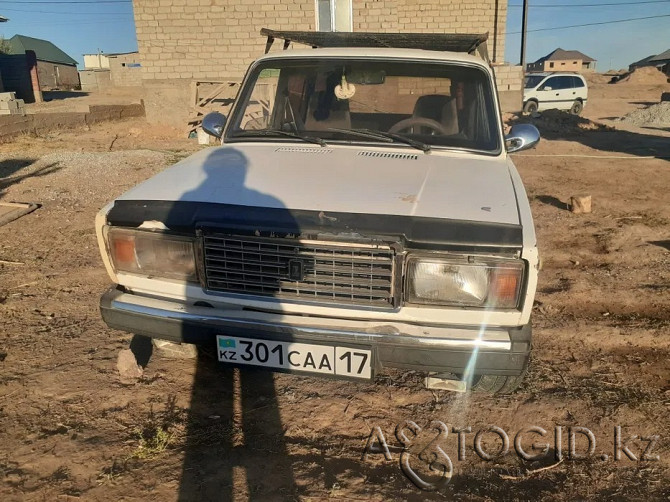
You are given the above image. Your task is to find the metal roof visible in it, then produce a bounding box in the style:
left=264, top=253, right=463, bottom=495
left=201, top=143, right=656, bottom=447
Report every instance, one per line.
left=260, top=29, right=489, bottom=59
left=533, top=48, right=596, bottom=64
left=7, top=34, right=78, bottom=66
left=650, top=49, right=670, bottom=62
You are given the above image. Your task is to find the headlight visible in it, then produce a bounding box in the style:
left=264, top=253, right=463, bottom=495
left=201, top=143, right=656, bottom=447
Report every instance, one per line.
left=406, top=256, right=524, bottom=308
left=105, top=227, right=197, bottom=282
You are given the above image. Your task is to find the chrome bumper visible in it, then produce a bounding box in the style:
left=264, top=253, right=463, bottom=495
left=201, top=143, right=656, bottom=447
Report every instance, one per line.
left=100, top=287, right=531, bottom=375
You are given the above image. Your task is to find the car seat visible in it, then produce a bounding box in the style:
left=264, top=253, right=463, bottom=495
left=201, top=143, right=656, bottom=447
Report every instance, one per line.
left=411, top=94, right=459, bottom=135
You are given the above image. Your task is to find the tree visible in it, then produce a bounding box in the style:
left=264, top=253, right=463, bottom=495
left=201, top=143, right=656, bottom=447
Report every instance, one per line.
left=0, top=36, right=11, bottom=55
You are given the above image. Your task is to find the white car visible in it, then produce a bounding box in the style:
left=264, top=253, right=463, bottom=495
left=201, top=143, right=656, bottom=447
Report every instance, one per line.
left=523, top=72, right=588, bottom=115
left=97, top=30, right=540, bottom=393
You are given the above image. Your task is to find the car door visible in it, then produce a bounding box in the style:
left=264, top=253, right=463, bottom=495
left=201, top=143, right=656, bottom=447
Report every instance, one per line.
left=555, top=76, right=577, bottom=110
left=535, top=76, right=561, bottom=111
left=571, top=76, right=587, bottom=104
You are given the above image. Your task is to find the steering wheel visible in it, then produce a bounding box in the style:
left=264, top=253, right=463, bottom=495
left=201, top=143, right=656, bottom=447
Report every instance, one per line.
left=388, top=117, right=450, bottom=135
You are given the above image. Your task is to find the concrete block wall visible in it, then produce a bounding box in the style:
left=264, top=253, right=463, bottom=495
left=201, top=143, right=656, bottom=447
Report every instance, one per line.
left=36, top=61, right=80, bottom=90
left=133, top=0, right=316, bottom=82
left=79, top=69, right=113, bottom=92
left=492, top=64, right=522, bottom=92
left=492, top=63, right=522, bottom=112
left=132, top=0, right=509, bottom=125
left=353, top=0, right=507, bottom=64
left=109, top=53, right=144, bottom=87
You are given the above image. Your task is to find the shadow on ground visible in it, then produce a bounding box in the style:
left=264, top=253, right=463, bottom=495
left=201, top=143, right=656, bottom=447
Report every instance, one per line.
left=0, top=159, right=62, bottom=198
left=42, top=91, right=90, bottom=101
left=509, top=111, right=670, bottom=160
left=535, top=195, right=568, bottom=211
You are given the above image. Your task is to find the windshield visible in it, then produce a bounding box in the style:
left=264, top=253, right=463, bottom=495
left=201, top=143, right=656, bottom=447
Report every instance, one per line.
left=524, top=75, right=545, bottom=89
left=227, top=59, right=501, bottom=153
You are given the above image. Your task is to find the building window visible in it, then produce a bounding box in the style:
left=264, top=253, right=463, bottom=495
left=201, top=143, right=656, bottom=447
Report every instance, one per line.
left=316, top=0, right=352, bottom=32
left=549, top=62, right=554, bottom=68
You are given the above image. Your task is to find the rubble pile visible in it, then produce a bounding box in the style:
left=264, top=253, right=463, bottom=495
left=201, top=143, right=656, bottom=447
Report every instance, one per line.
left=617, top=102, right=670, bottom=126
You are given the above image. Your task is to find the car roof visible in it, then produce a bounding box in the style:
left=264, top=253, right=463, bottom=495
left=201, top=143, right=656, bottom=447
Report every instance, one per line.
left=526, top=72, right=585, bottom=78
left=254, top=47, right=489, bottom=68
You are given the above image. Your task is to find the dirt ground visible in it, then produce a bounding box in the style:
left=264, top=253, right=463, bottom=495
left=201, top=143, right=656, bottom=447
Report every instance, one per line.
left=0, top=78, right=669, bottom=501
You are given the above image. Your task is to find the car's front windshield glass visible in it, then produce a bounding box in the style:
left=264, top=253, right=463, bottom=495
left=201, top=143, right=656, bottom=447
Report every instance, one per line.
left=524, top=75, right=545, bottom=89
left=227, top=58, right=501, bottom=153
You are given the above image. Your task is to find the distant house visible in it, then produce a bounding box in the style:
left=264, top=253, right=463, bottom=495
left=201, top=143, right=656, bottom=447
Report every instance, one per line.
left=651, top=49, right=670, bottom=75
left=7, top=35, right=80, bottom=90
left=527, top=48, right=597, bottom=73
left=629, top=54, right=658, bottom=71
left=629, top=49, right=670, bottom=75
left=80, top=51, right=142, bottom=91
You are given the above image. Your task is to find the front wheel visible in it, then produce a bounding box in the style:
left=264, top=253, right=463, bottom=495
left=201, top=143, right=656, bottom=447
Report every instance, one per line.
left=570, top=100, right=583, bottom=115
left=469, top=358, right=529, bottom=394
left=523, top=100, right=538, bottom=114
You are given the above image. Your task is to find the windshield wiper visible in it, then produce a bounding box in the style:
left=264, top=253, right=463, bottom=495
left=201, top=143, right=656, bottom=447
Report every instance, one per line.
left=234, top=129, right=328, bottom=147
left=326, top=127, right=394, bottom=143
left=328, top=127, right=430, bottom=153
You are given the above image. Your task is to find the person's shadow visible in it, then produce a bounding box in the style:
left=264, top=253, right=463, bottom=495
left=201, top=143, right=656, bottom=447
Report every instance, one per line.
left=161, top=147, right=299, bottom=500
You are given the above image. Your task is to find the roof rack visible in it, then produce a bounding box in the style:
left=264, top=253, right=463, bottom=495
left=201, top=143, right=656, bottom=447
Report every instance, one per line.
left=260, top=29, right=489, bottom=62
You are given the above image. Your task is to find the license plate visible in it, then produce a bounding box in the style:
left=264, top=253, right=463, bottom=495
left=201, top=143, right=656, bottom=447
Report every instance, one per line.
left=216, top=336, right=372, bottom=379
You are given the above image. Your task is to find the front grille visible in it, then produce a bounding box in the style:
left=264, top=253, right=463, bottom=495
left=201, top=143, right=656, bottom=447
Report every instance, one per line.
left=202, top=234, right=396, bottom=307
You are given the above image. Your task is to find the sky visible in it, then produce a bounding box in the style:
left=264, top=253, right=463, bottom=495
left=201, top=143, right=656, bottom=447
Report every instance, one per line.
left=505, top=0, right=670, bottom=69
left=0, top=0, right=668, bottom=70
left=0, top=0, right=137, bottom=66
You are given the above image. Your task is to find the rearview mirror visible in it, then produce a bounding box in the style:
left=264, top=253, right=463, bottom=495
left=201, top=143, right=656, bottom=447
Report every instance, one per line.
left=347, top=70, right=386, bottom=85
left=505, top=124, right=540, bottom=153
left=202, top=112, right=227, bottom=139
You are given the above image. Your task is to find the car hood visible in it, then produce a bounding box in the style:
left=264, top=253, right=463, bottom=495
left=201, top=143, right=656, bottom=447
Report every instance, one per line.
left=117, top=144, right=519, bottom=225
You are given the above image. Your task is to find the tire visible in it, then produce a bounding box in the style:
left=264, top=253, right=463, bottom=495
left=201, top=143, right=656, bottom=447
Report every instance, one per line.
left=570, top=100, right=583, bottom=115
left=523, top=100, right=538, bottom=114
left=470, top=360, right=529, bottom=395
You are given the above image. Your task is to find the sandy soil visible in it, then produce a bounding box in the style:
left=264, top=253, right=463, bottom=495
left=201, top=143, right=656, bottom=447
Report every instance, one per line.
left=582, top=69, right=670, bottom=135
left=0, top=84, right=669, bottom=501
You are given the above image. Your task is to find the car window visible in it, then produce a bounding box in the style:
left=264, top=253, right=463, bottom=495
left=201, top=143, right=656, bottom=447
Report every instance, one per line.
left=524, top=75, right=545, bottom=89
left=560, top=76, right=575, bottom=89
left=572, top=76, right=585, bottom=88
left=542, top=77, right=561, bottom=89
left=229, top=59, right=501, bottom=153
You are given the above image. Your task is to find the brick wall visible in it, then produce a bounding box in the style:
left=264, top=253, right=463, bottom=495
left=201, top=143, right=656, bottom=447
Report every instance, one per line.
left=109, top=53, right=143, bottom=87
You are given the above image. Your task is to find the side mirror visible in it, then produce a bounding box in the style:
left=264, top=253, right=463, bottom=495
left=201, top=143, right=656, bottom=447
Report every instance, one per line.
left=505, top=124, right=540, bottom=153
left=541, top=86, right=552, bottom=91
left=202, top=112, right=227, bottom=139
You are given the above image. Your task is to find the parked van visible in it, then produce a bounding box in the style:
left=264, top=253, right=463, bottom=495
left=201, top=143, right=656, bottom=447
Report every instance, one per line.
left=523, top=72, right=588, bottom=115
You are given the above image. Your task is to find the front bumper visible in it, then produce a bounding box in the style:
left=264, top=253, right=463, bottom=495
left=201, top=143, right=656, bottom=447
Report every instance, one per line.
left=100, top=287, right=531, bottom=376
